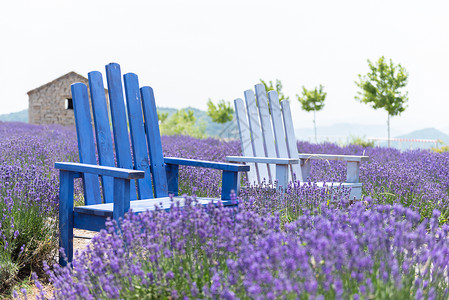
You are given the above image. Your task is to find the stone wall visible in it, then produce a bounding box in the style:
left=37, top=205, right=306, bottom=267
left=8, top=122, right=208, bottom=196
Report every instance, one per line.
left=28, top=72, right=90, bottom=126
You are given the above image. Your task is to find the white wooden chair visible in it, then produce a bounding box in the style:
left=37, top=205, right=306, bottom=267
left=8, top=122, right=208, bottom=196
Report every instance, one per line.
left=226, top=84, right=369, bottom=200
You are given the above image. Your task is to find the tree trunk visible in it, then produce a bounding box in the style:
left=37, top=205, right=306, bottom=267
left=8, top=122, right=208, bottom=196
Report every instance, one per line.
left=313, top=110, right=317, bottom=143
left=387, top=113, right=390, bottom=148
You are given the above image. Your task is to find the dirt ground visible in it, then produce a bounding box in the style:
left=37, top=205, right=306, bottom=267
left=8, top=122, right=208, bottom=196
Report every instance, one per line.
left=72, top=228, right=97, bottom=254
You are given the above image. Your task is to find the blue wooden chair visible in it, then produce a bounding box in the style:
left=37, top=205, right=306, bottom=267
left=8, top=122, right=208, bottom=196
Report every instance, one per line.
left=55, top=63, right=249, bottom=265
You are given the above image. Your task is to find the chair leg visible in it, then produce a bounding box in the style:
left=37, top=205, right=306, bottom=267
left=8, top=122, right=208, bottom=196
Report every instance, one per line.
left=221, top=170, right=238, bottom=200
left=346, top=161, right=360, bottom=183
left=275, top=164, right=289, bottom=191
left=113, top=178, right=130, bottom=224
left=166, top=163, right=179, bottom=196
left=59, top=217, right=73, bottom=266
left=59, top=171, right=74, bottom=266
left=300, top=159, right=311, bottom=182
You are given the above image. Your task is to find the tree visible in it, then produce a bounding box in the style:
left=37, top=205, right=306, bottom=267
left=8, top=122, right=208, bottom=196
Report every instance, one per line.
left=355, top=56, right=409, bottom=147
left=157, top=111, right=168, bottom=123
left=296, top=85, right=326, bottom=143
left=260, top=79, right=289, bottom=102
left=159, top=109, right=205, bottom=138
left=206, top=99, right=234, bottom=125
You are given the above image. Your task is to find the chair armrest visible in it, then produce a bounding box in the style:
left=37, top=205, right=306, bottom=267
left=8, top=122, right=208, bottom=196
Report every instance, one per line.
left=226, top=156, right=299, bottom=165
left=164, top=157, right=250, bottom=172
left=298, top=153, right=369, bottom=162
left=297, top=154, right=368, bottom=183
left=164, top=157, right=249, bottom=200
left=56, top=162, right=143, bottom=225
left=54, top=162, right=145, bottom=179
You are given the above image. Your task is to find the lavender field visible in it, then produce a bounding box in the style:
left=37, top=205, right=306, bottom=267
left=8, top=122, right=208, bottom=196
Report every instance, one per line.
left=2, top=122, right=449, bottom=299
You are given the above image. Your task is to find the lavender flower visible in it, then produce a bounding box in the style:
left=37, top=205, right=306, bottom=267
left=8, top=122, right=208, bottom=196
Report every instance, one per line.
left=0, top=122, right=80, bottom=291
left=5, top=124, right=449, bottom=299
left=40, top=198, right=449, bottom=299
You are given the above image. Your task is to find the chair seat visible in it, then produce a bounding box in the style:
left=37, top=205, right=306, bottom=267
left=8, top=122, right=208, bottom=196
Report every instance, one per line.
left=246, top=181, right=363, bottom=200
left=304, top=182, right=362, bottom=188
left=74, top=182, right=362, bottom=218
left=74, top=197, right=237, bottom=217
left=309, top=181, right=363, bottom=200
left=247, top=181, right=362, bottom=188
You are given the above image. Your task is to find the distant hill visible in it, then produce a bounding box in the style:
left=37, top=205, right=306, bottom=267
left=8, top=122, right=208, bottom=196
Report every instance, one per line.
left=0, top=107, right=237, bottom=138
left=397, top=128, right=449, bottom=142
left=294, top=123, right=403, bottom=143
left=2, top=109, right=443, bottom=149
left=370, top=128, right=447, bottom=150
left=294, top=124, right=449, bottom=150
left=0, top=109, right=28, bottom=123
left=439, top=126, right=449, bottom=136
left=392, top=128, right=449, bottom=149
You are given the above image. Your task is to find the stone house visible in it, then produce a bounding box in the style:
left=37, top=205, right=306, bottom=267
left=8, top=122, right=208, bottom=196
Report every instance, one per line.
left=27, top=72, right=107, bottom=126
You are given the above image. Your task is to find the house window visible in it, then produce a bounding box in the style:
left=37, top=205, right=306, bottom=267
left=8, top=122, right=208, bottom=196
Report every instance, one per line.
left=65, top=98, right=73, bottom=110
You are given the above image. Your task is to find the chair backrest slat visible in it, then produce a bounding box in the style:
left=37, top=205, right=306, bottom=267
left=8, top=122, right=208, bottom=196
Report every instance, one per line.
left=71, top=83, right=102, bottom=205
left=105, top=63, right=137, bottom=200
left=88, top=71, right=115, bottom=203
left=244, top=89, right=270, bottom=182
left=254, top=84, right=276, bottom=179
left=281, top=100, right=303, bottom=181
left=123, top=73, right=154, bottom=199
left=141, top=86, right=169, bottom=197
left=234, top=98, right=258, bottom=184
left=268, top=91, right=289, bottom=158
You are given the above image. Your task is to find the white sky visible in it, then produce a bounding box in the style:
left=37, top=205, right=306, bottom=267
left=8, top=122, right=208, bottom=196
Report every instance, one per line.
left=1, top=0, right=448, bottom=133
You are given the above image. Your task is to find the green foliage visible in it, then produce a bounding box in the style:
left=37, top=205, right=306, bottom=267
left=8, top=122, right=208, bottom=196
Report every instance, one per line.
left=431, top=141, right=449, bottom=153
left=156, top=107, right=236, bottom=138
left=206, top=99, right=234, bottom=125
left=0, top=200, right=57, bottom=292
left=348, top=135, right=375, bottom=148
left=0, top=158, right=59, bottom=293
left=260, top=79, right=289, bottom=102
left=355, top=56, right=409, bottom=116
left=297, top=85, right=326, bottom=143
left=355, top=56, right=409, bottom=146
left=296, top=85, right=326, bottom=113
left=159, top=109, right=205, bottom=138
left=157, top=111, right=168, bottom=123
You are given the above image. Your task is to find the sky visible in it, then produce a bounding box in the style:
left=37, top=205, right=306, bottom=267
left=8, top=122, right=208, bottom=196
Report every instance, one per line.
left=1, top=0, right=448, bottom=135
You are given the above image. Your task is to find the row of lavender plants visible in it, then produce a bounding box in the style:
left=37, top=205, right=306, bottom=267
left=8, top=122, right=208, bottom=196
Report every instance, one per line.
left=0, top=122, right=79, bottom=292
left=299, top=142, right=449, bottom=222
left=2, top=122, right=449, bottom=298
left=39, top=135, right=449, bottom=298
left=163, top=136, right=449, bottom=224
left=40, top=199, right=449, bottom=299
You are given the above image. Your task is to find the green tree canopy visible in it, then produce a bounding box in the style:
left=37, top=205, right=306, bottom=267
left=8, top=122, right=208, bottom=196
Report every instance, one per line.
left=157, top=111, right=168, bottom=123
left=206, top=99, right=234, bottom=124
left=159, top=109, right=204, bottom=138
left=260, top=79, right=289, bottom=102
left=297, top=85, right=326, bottom=112
left=296, top=85, right=326, bottom=143
left=355, top=56, right=409, bottom=146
